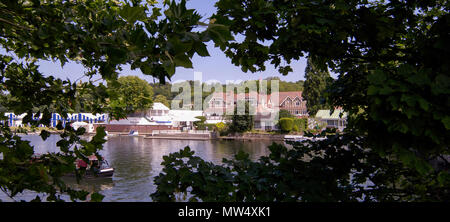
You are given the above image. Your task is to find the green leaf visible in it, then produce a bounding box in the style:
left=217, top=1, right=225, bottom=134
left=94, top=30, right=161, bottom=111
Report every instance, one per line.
left=195, top=43, right=210, bottom=57
left=367, top=85, right=378, bottom=95
left=162, top=60, right=175, bottom=76
left=417, top=98, right=429, bottom=111
left=90, top=192, right=105, bottom=202
left=437, top=172, right=450, bottom=186
left=414, top=159, right=433, bottom=176
left=235, top=150, right=249, bottom=161
left=174, top=54, right=193, bottom=68
left=168, top=37, right=192, bottom=54
left=367, top=69, right=386, bottom=85
left=40, top=130, right=50, bottom=141
left=119, top=5, right=147, bottom=23
left=442, top=116, right=450, bottom=130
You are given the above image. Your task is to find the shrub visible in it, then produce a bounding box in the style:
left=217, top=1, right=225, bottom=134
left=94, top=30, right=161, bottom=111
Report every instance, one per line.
left=279, top=118, right=294, bottom=132
left=215, top=122, right=226, bottom=131
left=194, top=116, right=207, bottom=129
left=195, top=116, right=206, bottom=122
left=293, top=118, right=307, bottom=132
left=204, top=123, right=217, bottom=131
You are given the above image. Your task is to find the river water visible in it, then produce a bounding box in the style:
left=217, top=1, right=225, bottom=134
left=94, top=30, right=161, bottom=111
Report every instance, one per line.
left=1, top=134, right=278, bottom=202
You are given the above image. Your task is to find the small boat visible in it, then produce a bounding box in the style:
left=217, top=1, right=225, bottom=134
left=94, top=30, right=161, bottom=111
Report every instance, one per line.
left=129, top=130, right=139, bottom=136
left=74, top=155, right=114, bottom=178
left=284, top=135, right=327, bottom=142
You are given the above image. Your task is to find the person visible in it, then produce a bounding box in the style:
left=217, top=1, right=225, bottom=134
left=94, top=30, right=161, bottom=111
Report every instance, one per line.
left=88, top=155, right=101, bottom=174
left=76, top=159, right=88, bottom=170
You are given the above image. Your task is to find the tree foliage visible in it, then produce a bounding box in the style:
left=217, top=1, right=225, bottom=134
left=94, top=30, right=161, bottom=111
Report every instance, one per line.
left=228, top=101, right=254, bottom=133
left=108, top=75, right=154, bottom=113
left=153, top=0, right=450, bottom=201
left=1, top=0, right=449, bottom=202
left=0, top=0, right=232, bottom=201
left=152, top=129, right=449, bottom=202
left=213, top=0, right=450, bottom=196
left=153, top=94, right=170, bottom=108
left=303, top=57, right=332, bottom=115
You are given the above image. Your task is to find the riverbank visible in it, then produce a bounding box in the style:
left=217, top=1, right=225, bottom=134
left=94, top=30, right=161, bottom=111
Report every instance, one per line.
left=9, top=126, right=64, bottom=135
left=103, top=131, right=290, bottom=141
left=219, top=133, right=286, bottom=141
left=14, top=128, right=300, bottom=142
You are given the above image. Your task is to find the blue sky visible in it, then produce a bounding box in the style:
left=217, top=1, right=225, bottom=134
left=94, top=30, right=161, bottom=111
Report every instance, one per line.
left=37, top=0, right=309, bottom=84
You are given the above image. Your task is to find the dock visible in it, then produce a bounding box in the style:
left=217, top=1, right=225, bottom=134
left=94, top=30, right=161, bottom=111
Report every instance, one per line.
left=144, top=136, right=210, bottom=140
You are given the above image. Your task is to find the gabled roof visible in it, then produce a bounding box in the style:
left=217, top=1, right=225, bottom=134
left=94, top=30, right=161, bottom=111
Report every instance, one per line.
left=152, top=102, right=170, bottom=110
left=315, top=109, right=348, bottom=119
left=278, top=91, right=303, bottom=105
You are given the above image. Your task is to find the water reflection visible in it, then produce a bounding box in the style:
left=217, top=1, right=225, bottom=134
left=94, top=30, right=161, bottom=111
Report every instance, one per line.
left=2, top=135, right=276, bottom=202
left=62, top=177, right=114, bottom=194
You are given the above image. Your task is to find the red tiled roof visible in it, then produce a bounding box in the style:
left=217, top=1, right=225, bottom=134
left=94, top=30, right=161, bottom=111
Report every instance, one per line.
left=209, top=91, right=303, bottom=104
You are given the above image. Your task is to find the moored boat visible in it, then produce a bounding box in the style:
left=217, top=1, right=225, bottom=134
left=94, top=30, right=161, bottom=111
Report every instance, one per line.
left=74, top=155, right=114, bottom=178
left=128, top=130, right=139, bottom=136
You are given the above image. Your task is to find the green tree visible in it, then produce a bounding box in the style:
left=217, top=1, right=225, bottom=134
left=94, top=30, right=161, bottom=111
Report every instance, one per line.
left=303, top=57, right=332, bottom=115
left=0, top=0, right=232, bottom=201
left=109, top=76, right=154, bottom=113
left=153, top=94, right=170, bottom=108
left=229, top=101, right=254, bottom=133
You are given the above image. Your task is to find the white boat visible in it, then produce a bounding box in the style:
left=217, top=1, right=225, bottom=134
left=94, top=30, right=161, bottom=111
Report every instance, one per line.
left=129, top=130, right=139, bottom=136
left=284, top=135, right=307, bottom=142
left=284, top=135, right=326, bottom=142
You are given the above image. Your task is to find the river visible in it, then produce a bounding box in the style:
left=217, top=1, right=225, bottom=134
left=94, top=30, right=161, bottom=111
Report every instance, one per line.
left=1, top=134, right=279, bottom=202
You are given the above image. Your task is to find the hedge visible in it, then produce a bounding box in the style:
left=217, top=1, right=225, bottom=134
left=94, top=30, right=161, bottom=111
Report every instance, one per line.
left=293, top=118, right=307, bottom=132
left=279, top=118, right=294, bottom=132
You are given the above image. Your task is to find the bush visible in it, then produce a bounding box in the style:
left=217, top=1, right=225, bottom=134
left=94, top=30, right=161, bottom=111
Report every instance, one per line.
left=215, top=122, right=229, bottom=135
left=293, top=118, right=307, bottom=132
left=195, top=116, right=206, bottom=122
left=215, top=122, right=226, bottom=131
left=194, top=116, right=207, bottom=129
left=204, top=123, right=216, bottom=131
left=279, top=118, right=294, bottom=132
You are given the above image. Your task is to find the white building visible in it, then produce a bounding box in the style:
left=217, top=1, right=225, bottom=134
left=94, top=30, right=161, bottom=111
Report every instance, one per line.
left=104, top=103, right=202, bottom=133
left=315, top=109, right=348, bottom=132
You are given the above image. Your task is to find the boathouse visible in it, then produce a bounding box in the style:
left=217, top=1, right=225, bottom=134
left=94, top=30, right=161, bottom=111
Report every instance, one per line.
left=100, top=103, right=202, bottom=134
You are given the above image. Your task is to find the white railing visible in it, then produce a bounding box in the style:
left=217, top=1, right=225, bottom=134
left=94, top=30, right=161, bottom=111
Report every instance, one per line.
left=187, top=130, right=211, bottom=134
left=151, top=130, right=180, bottom=135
